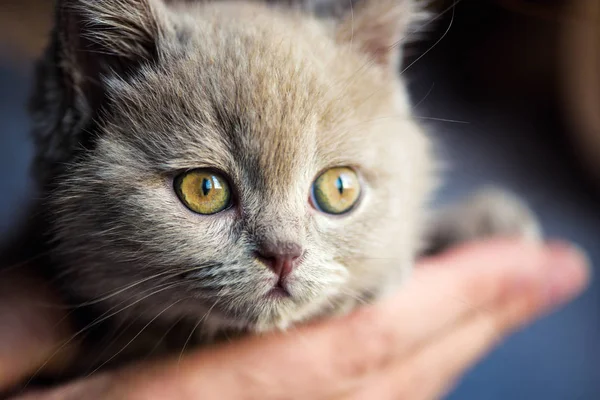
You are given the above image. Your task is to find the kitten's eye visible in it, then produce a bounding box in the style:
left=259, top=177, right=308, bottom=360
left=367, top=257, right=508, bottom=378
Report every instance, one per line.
left=174, top=170, right=232, bottom=215
left=311, top=167, right=361, bottom=215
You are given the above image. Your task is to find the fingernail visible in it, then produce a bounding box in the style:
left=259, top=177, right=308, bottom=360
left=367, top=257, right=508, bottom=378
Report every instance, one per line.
left=544, top=241, right=591, bottom=307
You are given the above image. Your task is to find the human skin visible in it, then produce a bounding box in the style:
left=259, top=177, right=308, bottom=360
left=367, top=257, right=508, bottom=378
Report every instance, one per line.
left=1, top=239, right=590, bottom=400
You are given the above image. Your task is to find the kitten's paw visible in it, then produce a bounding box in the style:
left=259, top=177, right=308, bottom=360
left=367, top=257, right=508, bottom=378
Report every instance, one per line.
left=449, top=187, right=542, bottom=242
left=423, top=187, right=542, bottom=255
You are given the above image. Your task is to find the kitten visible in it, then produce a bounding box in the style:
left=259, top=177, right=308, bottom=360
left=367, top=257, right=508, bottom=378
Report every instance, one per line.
left=22, top=0, right=538, bottom=380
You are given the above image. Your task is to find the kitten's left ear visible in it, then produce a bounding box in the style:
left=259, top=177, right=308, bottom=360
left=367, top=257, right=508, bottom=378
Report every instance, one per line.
left=333, top=0, right=427, bottom=71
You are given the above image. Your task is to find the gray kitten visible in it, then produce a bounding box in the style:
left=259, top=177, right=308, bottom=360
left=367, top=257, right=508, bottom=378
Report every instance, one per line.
left=22, top=0, right=539, bottom=380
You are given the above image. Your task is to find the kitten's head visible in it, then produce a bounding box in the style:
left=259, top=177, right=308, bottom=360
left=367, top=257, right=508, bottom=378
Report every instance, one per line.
left=31, top=0, right=434, bottom=332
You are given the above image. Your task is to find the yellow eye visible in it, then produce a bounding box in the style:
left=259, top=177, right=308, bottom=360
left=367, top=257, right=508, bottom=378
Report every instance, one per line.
left=311, top=167, right=361, bottom=215
left=174, top=170, right=232, bottom=215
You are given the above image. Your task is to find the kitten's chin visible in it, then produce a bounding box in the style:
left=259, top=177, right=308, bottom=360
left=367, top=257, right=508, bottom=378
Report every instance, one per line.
left=200, top=303, right=305, bottom=334
left=182, top=271, right=351, bottom=334
left=197, top=309, right=296, bottom=334
left=202, top=291, right=351, bottom=334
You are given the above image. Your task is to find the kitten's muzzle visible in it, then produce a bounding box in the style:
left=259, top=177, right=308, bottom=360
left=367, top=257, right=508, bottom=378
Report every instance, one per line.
left=255, top=241, right=304, bottom=297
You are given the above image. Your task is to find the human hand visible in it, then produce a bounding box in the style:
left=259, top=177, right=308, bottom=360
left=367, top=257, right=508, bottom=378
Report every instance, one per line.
left=4, top=239, right=590, bottom=400
left=0, top=268, right=75, bottom=394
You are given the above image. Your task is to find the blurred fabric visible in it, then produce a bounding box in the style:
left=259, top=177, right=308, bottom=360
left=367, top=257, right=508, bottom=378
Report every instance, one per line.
left=0, top=0, right=599, bottom=399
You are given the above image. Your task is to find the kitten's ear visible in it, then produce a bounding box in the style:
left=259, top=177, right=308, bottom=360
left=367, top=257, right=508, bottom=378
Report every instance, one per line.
left=30, top=0, right=168, bottom=183
left=333, top=0, right=426, bottom=71
left=57, top=0, right=166, bottom=107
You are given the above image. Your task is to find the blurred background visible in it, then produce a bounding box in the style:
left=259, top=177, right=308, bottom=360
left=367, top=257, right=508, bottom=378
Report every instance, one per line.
left=0, top=0, right=599, bottom=398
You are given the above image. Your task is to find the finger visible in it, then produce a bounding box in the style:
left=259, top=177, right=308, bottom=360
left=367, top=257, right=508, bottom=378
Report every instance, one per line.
left=83, top=240, right=589, bottom=400
left=10, top=373, right=114, bottom=400
left=351, top=243, right=590, bottom=400
left=349, top=296, right=536, bottom=400
left=17, top=246, right=585, bottom=400
left=425, top=247, right=589, bottom=400
left=0, top=270, right=75, bottom=392
left=351, top=239, right=586, bottom=357
left=293, top=240, right=560, bottom=395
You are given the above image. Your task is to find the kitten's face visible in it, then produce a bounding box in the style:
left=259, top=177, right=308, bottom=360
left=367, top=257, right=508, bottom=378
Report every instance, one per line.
left=42, top=0, right=433, bottom=332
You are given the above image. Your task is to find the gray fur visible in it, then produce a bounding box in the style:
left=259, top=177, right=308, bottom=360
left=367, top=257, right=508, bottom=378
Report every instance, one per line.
left=27, top=0, right=539, bottom=374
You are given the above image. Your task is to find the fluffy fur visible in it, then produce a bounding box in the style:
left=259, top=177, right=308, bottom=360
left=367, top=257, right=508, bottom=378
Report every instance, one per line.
left=26, top=0, right=538, bottom=377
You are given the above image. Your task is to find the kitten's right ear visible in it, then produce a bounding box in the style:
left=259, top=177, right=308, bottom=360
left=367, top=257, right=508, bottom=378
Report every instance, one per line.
left=30, top=0, right=168, bottom=183
left=57, top=0, right=167, bottom=109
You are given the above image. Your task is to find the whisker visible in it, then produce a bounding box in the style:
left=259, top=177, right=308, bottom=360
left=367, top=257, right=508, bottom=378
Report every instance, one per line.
left=143, top=314, right=186, bottom=361
left=413, top=82, right=435, bottom=110
left=177, top=297, right=221, bottom=368
left=328, top=0, right=462, bottom=104
left=403, top=0, right=463, bottom=43
left=22, top=281, right=186, bottom=389
left=66, top=270, right=185, bottom=307
left=31, top=264, right=212, bottom=309
left=349, top=0, right=354, bottom=47
left=83, top=313, right=142, bottom=375
left=0, top=250, right=53, bottom=276
left=400, top=0, right=458, bottom=76
left=413, top=116, right=470, bottom=124
left=339, top=288, right=370, bottom=306
left=85, top=299, right=184, bottom=377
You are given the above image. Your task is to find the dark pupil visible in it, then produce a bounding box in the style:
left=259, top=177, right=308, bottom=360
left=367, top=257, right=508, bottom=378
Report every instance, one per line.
left=336, top=176, right=344, bottom=195
left=201, top=177, right=213, bottom=196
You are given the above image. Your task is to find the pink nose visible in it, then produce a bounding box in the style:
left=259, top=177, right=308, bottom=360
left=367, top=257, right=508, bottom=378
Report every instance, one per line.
left=256, top=241, right=303, bottom=280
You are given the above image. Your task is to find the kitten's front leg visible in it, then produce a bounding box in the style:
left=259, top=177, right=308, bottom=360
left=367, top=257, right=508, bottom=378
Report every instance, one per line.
left=422, top=187, right=542, bottom=257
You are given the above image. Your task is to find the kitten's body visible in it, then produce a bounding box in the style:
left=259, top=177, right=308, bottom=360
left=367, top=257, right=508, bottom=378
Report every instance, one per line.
left=19, top=0, right=538, bottom=381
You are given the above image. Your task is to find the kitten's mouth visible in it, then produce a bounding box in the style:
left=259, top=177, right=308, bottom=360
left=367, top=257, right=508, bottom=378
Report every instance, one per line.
left=267, top=281, right=291, bottom=299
